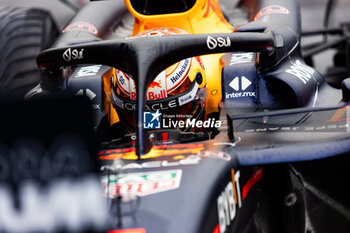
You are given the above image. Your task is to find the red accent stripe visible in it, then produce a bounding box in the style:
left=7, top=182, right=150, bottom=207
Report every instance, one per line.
left=242, top=168, right=263, bottom=200
left=213, top=224, right=220, bottom=233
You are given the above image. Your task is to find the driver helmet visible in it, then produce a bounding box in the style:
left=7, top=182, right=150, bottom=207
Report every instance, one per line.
left=111, top=27, right=207, bottom=133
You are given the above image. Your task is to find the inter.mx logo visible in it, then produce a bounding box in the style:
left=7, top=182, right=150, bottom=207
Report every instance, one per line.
left=229, top=76, right=251, bottom=91
left=144, top=110, right=161, bottom=129
left=226, top=76, right=256, bottom=99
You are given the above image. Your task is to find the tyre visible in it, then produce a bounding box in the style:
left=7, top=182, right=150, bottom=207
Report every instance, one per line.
left=0, top=7, right=58, bottom=99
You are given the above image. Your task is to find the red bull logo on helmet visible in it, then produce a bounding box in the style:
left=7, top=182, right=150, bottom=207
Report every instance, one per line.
left=149, top=80, right=162, bottom=89
left=129, top=72, right=168, bottom=101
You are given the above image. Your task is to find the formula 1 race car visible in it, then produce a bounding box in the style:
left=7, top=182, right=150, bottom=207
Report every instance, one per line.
left=0, top=0, right=350, bottom=232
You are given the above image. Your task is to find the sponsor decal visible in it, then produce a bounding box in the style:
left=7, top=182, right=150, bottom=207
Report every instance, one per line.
left=116, top=70, right=130, bottom=96
left=168, top=58, right=191, bottom=85
left=225, top=92, right=255, bottom=98
left=98, top=144, right=205, bottom=160
left=197, top=150, right=231, bottom=161
left=63, top=48, right=84, bottom=62
left=62, top=22, right=98, bottom=35
left=144, top=110, right=161, bottom=129
left=102, top=170, right=182, bottom=198
left=242, top=168, right=263, bottom=200
left=75, top=88, right=96, bottom=101
left=217, top=169, right=242, bottom=233
left=207, top=36, right=231, bottom=50
left=102, top=155, right=201, bottom=171
left=92, top=104, right=101, bottom=110
left=146, top=99, right=178, bottom=110
left=130, top=90, right=168, bottom=101
left=130, top=72, right=168, bottom=101
left=123, top=99, right=178, bottom=111
left=178, top=94, right=193, bottom=106
left=286, top=59, right=315, bottom=84
left=225, top=76, right=255, bottom=99
left=149, top=80, right=162, bottom=88
left=75, top=65, right=102, bottom=77
left=178, top=83, right=199, bottom=106
left=230, top=53, right=254, bottom=66
left=147, top=90, right=167, bottom=100
left=254, top=5, right=290, bottom=21
left=211, top=89, right=219, bottom=96
left=229, top=76, right=251, bottom=91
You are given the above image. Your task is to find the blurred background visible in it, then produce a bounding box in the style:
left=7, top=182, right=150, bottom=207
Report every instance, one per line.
left=298, top=0, right=350, bottom=74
